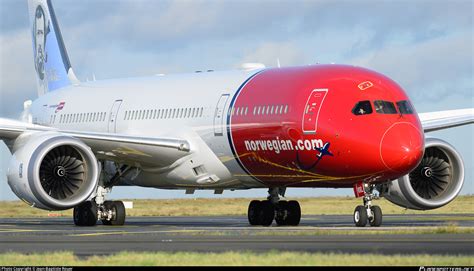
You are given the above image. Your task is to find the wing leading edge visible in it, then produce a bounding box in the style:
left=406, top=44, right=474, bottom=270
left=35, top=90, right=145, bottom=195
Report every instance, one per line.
left=0, top=117, right=191, bottom=168
left=419, top=108, right=474, bottom=133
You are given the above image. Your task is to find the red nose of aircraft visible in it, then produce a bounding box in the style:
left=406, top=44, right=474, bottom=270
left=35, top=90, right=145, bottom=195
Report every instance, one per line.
left=380, top=122, right=424, bottom=173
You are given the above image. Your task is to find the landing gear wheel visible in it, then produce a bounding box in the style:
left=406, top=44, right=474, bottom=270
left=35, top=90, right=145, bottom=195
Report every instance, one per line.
left=74, top=201, right=98, bottom=226
left=354, top=205, right=367, bottom=227
left=369, top=205, right=382, bottom=227
left=287, top=201, right=301, bottom=226
left=260, top=200, right=275, bottom=226
left=101, top=201, right=113, bottom=225
left=248, top=200, right=262, bottom=226
left=275, top=201, right=289, bottom=226
left=106, top=201, right=126, bottom=226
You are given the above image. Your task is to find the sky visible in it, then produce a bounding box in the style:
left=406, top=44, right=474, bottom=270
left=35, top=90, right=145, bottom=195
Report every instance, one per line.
left=0, top=0, right=472, bottom=201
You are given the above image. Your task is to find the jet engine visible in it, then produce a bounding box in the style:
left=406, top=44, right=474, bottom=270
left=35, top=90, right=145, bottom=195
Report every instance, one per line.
left=381, top=138, right=464, bottom=210
left=7, top=132, right=99, bottom=210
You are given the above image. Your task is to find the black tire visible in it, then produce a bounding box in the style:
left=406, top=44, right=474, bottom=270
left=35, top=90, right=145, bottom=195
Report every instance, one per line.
left=287, top=201, right=301, bottom=226
left=259, top=200, right=275, bottom=226
left=354, top=205, right=367, bottom=227
left=110, top=201, right=126, bottom=226
left=369, top=205, right=382, bottom=227
left=73, top=201, right=98, bottom=227
left=248, top=200, right=262, bottom=225
left=275, top=201, right=289, bottom=226
left=101, top=201, right=113, bottom=225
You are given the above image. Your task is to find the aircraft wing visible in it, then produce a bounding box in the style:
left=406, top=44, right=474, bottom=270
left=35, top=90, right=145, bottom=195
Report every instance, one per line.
left=0, top=117, right=191, bottom=168
left=419, top=108, right=474, bottom=133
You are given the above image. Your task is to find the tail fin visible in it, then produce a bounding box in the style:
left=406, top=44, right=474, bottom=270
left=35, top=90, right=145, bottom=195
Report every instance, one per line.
left=28, top=0, right=79, bottom=96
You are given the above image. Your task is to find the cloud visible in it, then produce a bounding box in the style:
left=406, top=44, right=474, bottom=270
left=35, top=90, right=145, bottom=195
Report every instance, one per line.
left=240, top=42, right=308, bottom=68
left=349, top=31, right=473, bottom=104
left=0, top=30, right=37, bottom=117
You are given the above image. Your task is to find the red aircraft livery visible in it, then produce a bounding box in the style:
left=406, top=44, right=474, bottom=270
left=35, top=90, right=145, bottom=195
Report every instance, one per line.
left=229, top=65, right=425, bottom=188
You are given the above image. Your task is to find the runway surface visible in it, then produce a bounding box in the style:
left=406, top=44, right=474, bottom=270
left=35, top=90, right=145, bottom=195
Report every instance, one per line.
left=0, top=214, right=473, bottom=256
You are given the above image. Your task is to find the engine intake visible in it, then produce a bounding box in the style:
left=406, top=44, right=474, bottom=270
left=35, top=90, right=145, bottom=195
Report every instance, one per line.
left=7, top=132, right=99, bottom=210
left=382, top=138, right=464, bottom=210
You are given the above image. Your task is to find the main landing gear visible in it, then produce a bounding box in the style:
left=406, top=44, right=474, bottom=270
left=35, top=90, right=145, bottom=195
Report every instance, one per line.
left=353, top=182, right=383, bottom=227
left=73, top=199, right=126, bottom=226
left=73, top=164, right=131, bottom=226
left=248, top=188, right=301, bottom=226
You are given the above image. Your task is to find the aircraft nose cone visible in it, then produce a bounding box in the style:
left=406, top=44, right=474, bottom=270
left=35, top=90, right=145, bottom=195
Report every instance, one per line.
left=380, top=122, right=424, bottom=173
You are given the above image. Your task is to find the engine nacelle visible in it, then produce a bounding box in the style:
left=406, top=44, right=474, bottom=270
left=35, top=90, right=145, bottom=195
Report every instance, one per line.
left=7, top=132, right=99, bottom=210
left=381, top=138, right=464, bottom=210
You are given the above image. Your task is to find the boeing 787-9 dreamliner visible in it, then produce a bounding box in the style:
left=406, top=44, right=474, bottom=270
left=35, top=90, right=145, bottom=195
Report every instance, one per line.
left=1, top=0, right=473, bottom=227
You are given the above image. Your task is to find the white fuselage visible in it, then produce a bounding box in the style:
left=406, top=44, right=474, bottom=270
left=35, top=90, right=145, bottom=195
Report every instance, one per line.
left=29, top=69, right=265, bottom=190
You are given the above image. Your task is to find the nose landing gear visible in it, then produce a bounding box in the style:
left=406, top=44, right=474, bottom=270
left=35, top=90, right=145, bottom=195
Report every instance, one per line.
left=353, top=182, right=383, bottom=227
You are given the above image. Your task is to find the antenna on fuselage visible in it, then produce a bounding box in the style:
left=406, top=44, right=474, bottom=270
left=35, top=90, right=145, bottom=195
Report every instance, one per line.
left=277, top=58, right=281, bottom=68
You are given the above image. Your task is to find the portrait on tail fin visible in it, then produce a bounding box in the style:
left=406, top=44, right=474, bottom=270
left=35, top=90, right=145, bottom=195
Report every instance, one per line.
left=33, top=4, right=50, bottom=92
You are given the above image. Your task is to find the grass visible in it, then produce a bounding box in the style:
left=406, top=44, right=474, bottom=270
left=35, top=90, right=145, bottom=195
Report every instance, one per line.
left=0, top=251, right=472, bottom=266
left=0, top=196, right=472, bottom=218
left=165, top=224, right=474, bottom=236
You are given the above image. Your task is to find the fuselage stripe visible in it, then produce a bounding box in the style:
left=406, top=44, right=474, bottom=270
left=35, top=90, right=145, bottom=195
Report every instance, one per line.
left=226, top=69, right=266, bottom=185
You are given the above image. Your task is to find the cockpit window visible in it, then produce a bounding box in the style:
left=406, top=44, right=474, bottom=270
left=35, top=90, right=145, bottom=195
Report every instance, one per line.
left=396, top=100, right=414, bottom=114
left=373, top=100, right=397, bottom=114
left=352, top=101, right=373, bottom=115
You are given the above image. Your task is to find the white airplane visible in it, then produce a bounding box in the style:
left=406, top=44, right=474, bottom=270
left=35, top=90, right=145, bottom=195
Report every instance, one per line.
left=0, top=0, right=473, bottom=227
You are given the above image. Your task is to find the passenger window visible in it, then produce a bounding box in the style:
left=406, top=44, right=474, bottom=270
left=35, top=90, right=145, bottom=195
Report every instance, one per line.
left=396, top=100, right=414, bottom=114
left=284, top=105, right=288, bottom=114
left=352, top=101, right=373, bottom=115
left=373, top=100, right=397, bottom=114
